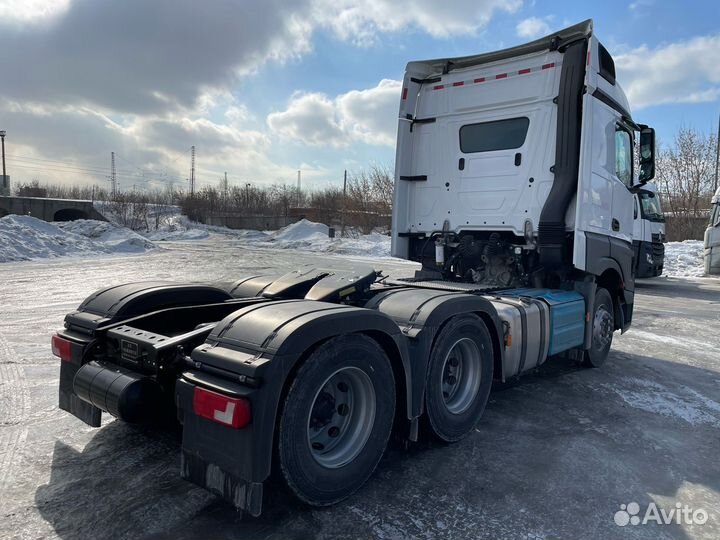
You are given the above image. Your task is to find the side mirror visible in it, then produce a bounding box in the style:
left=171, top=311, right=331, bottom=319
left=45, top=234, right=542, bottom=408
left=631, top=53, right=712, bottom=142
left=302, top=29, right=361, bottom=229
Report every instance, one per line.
left=639, top=126, right=655, bottom=183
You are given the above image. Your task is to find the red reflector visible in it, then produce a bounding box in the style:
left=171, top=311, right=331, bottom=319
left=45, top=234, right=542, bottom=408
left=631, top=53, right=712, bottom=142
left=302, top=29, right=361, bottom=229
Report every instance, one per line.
left=193, top=387, right=251, bottom=429
left=51, top=335, right=72, bottom=361
left=542, top=62, right=555, bottom=70
left=518, top=68, right=531, bottom=75
left=495, top=73, right=507, bottom=79
left=452, top=81, right=464, bottom=87
left=432, top=84, right=444, bottom=90
left=474, top=77, right=485, bottom=83
left=401, top=87, right=408, bottom=100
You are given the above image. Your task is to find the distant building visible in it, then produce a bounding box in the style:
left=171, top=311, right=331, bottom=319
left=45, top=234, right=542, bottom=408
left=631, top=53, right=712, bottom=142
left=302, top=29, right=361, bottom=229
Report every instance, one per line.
left=0, top=175, right=9, bottom=196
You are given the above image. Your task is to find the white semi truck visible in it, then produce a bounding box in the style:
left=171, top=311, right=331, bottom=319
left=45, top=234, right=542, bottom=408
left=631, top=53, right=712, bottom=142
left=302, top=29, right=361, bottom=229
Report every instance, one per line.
left=632, top=183, right=665, bottom=277
left=705, top=187, right=720, bottom=275
left=52, top=20, right=655, bottom=516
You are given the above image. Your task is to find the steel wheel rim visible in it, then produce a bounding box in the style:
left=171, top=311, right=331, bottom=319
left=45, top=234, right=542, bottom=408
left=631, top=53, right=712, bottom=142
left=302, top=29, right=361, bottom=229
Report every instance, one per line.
left=592, top=304, right=613, bottom=352
left=307, top=366, right=376, bottom=469
left=440, top=337, right=482, bottom=415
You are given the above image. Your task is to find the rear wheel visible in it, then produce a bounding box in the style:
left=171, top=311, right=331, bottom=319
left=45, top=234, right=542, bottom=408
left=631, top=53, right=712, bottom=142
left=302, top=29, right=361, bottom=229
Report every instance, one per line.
left=424, top=314, right=494, bottom=442
left=583, top=287, right=615, bottom=368
left=277, top=334, right=395, bottom=506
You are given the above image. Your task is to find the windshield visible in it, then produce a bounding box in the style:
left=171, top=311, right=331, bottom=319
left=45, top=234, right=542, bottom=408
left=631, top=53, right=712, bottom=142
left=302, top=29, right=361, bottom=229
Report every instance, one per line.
left=638, top=191, right=664, bottom=221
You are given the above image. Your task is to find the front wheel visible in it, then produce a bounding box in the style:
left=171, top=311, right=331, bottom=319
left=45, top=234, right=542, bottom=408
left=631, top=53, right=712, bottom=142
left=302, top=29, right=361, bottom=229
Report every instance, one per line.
left=277, top=334, right=395, bottom=506
left=583, top=287, right=615, bottom=368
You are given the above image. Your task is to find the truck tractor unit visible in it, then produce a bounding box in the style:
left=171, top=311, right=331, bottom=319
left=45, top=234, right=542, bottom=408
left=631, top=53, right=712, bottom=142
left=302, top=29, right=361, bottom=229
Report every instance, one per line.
left=705, top=186, right=720, bottom=275
left=53, top=20, right=656, bottom=516
left=632, top=183, right=665, bottom=278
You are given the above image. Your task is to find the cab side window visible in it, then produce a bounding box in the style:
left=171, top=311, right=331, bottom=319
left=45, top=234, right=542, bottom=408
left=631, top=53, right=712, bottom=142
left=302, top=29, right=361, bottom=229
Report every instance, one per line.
left=615, top=129, right=633, bottom=187
left=713, top=205, right=720, bottom=227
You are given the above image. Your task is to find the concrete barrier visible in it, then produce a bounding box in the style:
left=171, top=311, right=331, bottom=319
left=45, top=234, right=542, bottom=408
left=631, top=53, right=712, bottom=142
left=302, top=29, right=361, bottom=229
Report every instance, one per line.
left=0, top=196, right=107, bottom=222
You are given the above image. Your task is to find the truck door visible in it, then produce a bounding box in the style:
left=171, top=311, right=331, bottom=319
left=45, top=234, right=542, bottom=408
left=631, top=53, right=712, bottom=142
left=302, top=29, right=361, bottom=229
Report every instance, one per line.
left=573, top=40, right=634, bottom=273
left=406, top=116, right=452, bottom=231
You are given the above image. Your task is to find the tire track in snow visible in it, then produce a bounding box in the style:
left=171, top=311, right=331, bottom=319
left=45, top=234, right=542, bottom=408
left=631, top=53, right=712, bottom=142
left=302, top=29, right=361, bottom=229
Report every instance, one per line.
left=0, top=333, right=31, bottom=496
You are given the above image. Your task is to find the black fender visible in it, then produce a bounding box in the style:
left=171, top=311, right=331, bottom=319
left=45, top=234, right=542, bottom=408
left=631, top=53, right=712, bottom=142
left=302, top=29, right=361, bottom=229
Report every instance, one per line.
left=364, top=287, right=504, bottom=419
left=181, top=299, right=410, bottom=488
left=65, top=281, right=233, bottom=332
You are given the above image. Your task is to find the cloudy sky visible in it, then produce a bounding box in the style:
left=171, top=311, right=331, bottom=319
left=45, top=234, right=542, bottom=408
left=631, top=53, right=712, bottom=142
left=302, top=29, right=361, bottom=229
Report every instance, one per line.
left=0, top=0, right=718, bottom=192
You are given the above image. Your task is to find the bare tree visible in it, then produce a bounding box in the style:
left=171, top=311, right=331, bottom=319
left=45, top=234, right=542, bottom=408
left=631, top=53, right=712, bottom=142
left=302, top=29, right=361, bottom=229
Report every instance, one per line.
left=656, top=126, right=717, bottom=240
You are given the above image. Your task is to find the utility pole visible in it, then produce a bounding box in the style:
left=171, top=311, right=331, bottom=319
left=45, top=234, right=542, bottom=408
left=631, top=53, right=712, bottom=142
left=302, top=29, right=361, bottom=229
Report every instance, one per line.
left=0, top=131, right=6, bottom=181
left=223, top=171, right=228, bottom=200
left=297, top=170, right=301, bottom=207
left=110, top=151, right=117, bottom=197
left=0, top=130, right=7, bottom=195
left=341, top=169, right=347, bottom=237
left=245, top=182, right=251, bottom=208
left=714, top=113, right=719, bottom=193
left=189, top=145, right=196, bottom=195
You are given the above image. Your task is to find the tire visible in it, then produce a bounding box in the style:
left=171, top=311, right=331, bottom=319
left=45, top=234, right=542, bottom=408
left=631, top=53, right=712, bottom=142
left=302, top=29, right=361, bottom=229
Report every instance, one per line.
left=277, top=334, right=395, bottom=506
left=424, top=314, right=494, bottom=442
left=583, top=287, right=615, bottom=368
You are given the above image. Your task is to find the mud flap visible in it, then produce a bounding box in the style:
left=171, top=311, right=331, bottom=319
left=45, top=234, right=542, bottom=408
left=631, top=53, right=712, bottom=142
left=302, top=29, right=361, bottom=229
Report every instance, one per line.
left=180, top=450, right=263, bottom=516
left=57, top=337, right=102, bottom=427
left=175, top=376, right=264, bottom=516
left=59, top=361, right=102, bottom=427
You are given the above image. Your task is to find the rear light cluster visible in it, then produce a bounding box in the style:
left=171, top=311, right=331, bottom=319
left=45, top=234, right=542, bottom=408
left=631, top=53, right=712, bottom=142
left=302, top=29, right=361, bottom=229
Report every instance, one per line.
left=192, top=387, right=251, bottom=429
left=51, top=334, right=73, bottom=362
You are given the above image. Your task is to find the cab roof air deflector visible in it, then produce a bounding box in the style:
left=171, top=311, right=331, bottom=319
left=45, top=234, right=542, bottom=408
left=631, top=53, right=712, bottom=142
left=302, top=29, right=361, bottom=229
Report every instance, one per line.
left=406, top=19, right=593, bottom=76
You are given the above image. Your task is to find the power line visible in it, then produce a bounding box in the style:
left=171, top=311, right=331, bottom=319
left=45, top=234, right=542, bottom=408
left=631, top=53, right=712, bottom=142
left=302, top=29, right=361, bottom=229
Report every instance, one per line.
left=6, top=152, right=185, bottom=182
left=6, top=155, right=183, bottom=183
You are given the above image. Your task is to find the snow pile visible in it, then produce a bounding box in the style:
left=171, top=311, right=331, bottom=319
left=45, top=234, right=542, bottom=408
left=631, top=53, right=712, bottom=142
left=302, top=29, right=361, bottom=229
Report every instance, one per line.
left=254, top=219, right=392, bottom=258
left=142, top=214, right=269, bottom=241
left=0, top=215, right=155, bottom=263
left=663, top=240, right=705, bottom=278
left=144, top=215, right=211, bottom=241
left=56, top=219, right=156, bottom=252
left=265, top=219, right=330, bottom=248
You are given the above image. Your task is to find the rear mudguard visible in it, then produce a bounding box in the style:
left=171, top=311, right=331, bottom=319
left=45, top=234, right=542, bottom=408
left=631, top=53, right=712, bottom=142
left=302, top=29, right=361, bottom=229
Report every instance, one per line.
left=59, top=282, right=234, bottom=426
left=176, top=290, right=504, bottom=514
left=65, top=281, right=233, bottom=333
left=176, top=299, right=410, bottom=514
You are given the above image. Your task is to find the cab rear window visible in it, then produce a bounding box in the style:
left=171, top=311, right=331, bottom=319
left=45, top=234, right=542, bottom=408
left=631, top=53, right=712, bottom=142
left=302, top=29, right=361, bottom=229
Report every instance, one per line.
left=460, top=117, right=529, bottom=153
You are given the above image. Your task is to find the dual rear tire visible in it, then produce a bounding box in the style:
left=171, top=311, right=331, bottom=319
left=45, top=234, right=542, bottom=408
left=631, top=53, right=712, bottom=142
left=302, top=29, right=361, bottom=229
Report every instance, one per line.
left=277, top=315, right=494, bottom=506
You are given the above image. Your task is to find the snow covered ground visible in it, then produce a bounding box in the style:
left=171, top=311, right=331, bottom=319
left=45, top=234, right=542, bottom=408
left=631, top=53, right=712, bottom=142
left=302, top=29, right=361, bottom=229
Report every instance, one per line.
left=137, top=217, right=715, bottom=274
left=249, top=219, right=392, bottom=258
left=0, top=214, right=393, bottom=264
left=1, top=240, right=719, bottom=540
left=1, top=210, right=711, bottom=278
left=663, top=240, right=705, bottom=278
left=0, top=215, right=155, bottom=263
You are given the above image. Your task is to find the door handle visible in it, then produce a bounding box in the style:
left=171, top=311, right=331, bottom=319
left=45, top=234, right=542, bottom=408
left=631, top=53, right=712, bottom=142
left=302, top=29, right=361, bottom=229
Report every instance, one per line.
left=612, top=218, right=620, bottom=231
left=458, top=158, right=465, bottom=171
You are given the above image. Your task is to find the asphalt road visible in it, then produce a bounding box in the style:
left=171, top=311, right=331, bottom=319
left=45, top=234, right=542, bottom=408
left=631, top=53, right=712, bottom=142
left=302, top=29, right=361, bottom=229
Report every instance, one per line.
left=1, top=238, right=719, bottom=540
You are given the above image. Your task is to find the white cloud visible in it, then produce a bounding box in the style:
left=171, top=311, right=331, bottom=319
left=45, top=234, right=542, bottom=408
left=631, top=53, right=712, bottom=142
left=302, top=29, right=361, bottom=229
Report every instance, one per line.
left=267, top=79, right=402, bottom=147
left=628, top=0, right=654, bottom=11
left=267, top=93, right=345, bottom=147
left=614, top=34, right=720, bottom=110
left=315, top=0, right=522, bottom=45
left=0, top=0, right=518, bottom=190
left=0, top=0, right=70, bottom=23
left=515, top=16, right=551, bottom=39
